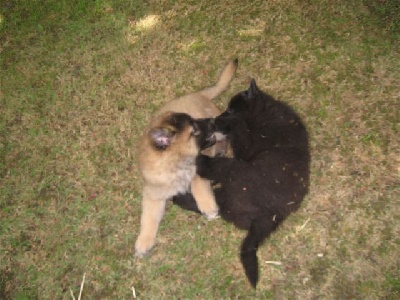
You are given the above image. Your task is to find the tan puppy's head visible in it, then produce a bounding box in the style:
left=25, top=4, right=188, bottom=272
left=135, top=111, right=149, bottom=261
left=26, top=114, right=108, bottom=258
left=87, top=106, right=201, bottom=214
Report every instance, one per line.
left=148, top=112, right=216, bottom=156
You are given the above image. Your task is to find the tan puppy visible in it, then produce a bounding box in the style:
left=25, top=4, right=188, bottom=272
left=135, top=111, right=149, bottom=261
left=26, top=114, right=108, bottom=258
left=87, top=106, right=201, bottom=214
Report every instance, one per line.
left=135, top=59, right=238, bottom=257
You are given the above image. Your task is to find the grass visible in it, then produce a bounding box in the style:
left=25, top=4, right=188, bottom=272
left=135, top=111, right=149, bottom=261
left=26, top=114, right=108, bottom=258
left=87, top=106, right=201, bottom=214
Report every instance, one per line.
left=1, top=0, right=399, bottom=298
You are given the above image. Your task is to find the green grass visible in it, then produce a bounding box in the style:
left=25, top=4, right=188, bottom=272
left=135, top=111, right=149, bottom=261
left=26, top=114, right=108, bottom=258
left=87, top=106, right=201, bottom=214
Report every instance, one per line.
left=1, top=0, right=399, bottom=299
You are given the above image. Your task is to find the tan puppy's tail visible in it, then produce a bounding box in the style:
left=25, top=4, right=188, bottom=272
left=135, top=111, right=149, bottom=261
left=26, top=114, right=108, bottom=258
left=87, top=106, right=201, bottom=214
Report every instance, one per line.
left=200, top=59, right=238, bottom=100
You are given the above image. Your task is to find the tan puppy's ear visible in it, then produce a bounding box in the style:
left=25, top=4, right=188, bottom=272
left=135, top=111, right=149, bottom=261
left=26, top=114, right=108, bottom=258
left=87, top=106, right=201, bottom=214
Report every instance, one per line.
left=150, top=127, right=174, bottom=149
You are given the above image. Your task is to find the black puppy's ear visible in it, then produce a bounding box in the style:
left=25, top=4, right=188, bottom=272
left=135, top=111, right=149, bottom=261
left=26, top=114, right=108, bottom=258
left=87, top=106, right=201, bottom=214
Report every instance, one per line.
left=150, top=127, right=174, bottom=149
left=248, top=79, right=259, bottom=98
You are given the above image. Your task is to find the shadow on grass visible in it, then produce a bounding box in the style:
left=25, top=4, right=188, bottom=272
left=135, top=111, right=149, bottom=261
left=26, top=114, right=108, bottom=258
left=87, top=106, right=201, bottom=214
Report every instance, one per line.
left=363, top=0, right=400, bottom=35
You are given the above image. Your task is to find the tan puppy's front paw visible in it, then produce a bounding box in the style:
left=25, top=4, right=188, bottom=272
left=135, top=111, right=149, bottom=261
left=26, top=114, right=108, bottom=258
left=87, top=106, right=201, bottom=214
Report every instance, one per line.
left=135, top=235, right=156, bottom=258
left=198, top=201, right=219, bottom=220
left=203, top=209, right=219, bottom=220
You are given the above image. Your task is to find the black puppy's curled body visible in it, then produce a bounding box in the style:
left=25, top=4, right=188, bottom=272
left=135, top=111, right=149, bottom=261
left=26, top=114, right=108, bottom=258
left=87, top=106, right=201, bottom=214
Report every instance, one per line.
left=173, top=79, right=310, bottom=288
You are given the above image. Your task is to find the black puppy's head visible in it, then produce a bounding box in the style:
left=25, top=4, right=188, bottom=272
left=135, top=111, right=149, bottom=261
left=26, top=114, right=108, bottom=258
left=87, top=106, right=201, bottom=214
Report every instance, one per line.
left=215, top=79, right=261, bottom=133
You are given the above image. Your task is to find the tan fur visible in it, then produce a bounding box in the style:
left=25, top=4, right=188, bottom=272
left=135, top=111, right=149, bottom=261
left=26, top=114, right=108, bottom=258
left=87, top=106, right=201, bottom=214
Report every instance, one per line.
left=135, top=60, right=237, bottom=257
left=190, top=175, right=218, bottom=215
left=157, top=59, right=238, bottom=118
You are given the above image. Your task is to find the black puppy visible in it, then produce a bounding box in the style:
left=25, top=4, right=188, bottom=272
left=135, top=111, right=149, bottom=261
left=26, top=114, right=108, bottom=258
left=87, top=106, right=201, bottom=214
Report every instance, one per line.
left=173, top=79, right=310, bottom=288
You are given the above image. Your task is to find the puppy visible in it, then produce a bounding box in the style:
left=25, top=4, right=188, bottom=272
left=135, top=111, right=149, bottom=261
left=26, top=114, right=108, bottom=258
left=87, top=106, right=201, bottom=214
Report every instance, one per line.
left=173, top=79, right=310, bottom=287
left=135, top=60, right=238, bottom=257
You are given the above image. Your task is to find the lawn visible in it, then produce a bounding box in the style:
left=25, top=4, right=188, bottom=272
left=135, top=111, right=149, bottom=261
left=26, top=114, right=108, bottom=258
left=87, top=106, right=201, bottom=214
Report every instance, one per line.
left=1, top=0, right=399, bottom=299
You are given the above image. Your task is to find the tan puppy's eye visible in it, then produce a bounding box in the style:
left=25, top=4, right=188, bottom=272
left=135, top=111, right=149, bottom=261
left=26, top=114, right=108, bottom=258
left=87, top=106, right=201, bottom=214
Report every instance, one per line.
left=191, top=125, right=200, bottom=136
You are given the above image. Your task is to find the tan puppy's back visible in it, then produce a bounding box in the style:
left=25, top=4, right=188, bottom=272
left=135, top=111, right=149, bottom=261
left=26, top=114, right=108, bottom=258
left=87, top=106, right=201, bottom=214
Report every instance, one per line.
left=159, top=94, right=220, bottom=119
left=158, top=59, right=238, bottom=118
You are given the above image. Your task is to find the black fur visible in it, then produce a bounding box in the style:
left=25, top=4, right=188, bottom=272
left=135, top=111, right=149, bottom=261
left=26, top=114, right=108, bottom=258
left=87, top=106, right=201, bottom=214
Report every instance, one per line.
left=173, top=79, right=310, bottom=288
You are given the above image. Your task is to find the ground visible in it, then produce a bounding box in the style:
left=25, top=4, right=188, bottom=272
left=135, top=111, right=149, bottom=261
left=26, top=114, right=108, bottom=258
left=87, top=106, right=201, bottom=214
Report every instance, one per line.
left=0, top=0, right=399, bottom=299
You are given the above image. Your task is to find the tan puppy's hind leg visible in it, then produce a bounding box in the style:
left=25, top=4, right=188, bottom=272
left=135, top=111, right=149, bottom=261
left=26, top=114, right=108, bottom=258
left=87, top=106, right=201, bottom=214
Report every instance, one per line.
left=191, top=175, right=219, bottom=220
left=135, top=196, right=167, bottom=258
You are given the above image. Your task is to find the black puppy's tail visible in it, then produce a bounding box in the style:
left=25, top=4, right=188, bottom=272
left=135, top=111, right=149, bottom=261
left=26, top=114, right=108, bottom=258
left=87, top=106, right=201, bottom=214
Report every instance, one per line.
left=240, top=214, right=281, bottom=288
left=240, top=231, right=260, bottom=288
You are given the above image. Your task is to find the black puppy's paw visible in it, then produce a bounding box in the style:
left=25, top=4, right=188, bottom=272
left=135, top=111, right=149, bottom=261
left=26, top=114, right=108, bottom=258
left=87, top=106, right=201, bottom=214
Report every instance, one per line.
left=196, top=155, right=212, bottom=178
